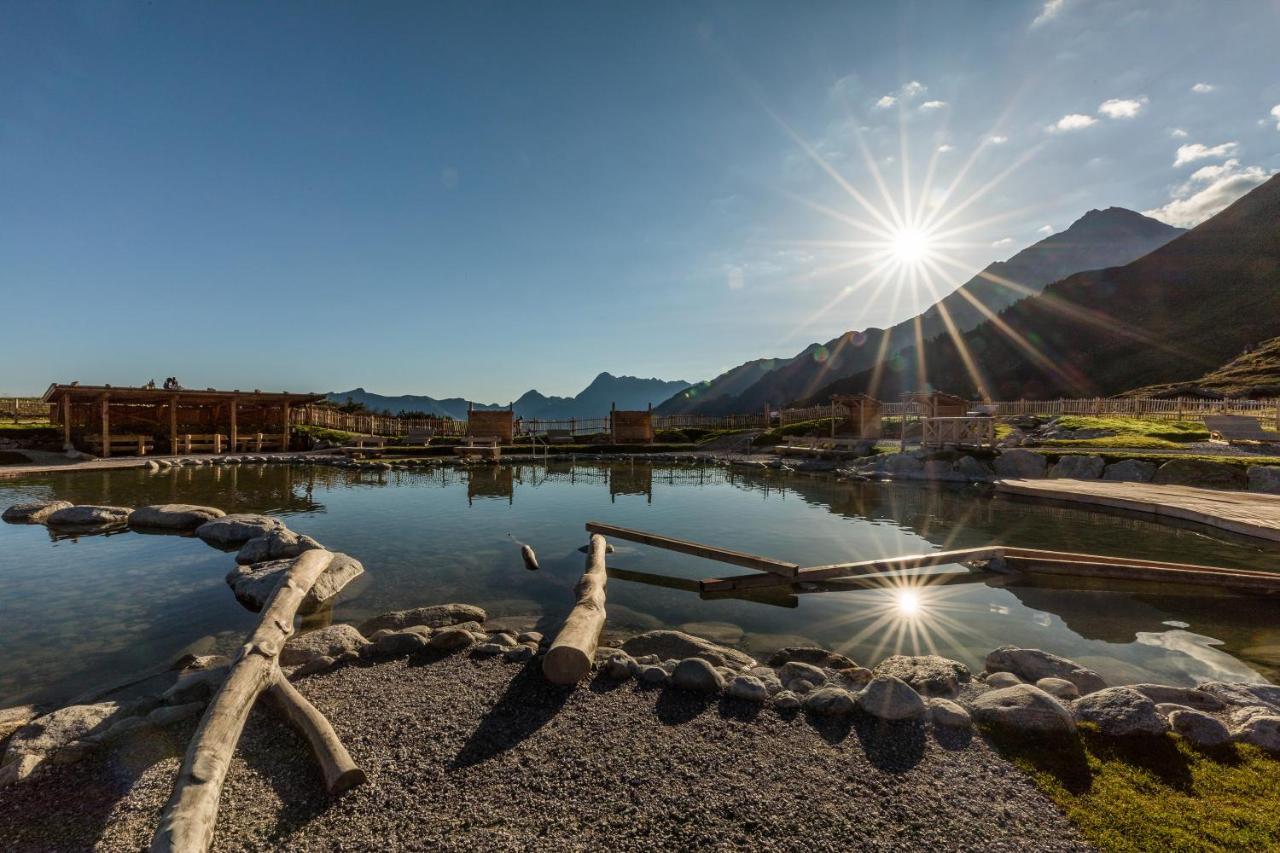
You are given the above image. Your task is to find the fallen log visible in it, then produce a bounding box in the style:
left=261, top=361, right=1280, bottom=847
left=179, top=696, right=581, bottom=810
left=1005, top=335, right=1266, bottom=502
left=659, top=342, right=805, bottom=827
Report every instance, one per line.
left=151, top=549, right=363, bottom=852
left=542, top=533, right=608, bottom=685
left=584, top=521, right=799, bottom=578
left=264, top=672, right=366, bottom=794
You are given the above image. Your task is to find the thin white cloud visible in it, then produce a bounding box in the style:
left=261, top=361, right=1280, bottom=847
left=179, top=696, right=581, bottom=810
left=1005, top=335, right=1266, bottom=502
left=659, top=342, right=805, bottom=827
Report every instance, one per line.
left=1031, top=0, right=1067, bottom=27
left=1173, top=141, right=1239, bottom=166
left=1037, top=224, right=1054, bottom=236
left=992, top=237, right=1015, bottom=248
left=1098, top=97, right=1146, bottom=119
left=901, top=80, right=927, bottom=98
left=1170, top=128, right=1189, bottom=138
left=987, top=135, right=1008, bottom=145
left=874, top=95, right=897, bottom=109
left=920, top=100, right=948, bottom=111
left=874, top=80, right=928, bottom=109
left=829, top=74, right=858, bottom=99
left=1144, top=159, right=1274, bottom=227
left=1271, top=105, right=1280, bottom=130
left=1190, top=82, right=1215, bottom=94
left=936, top=144, right=954, bottom=152
left=1048, top=113, right=1098, bottom=132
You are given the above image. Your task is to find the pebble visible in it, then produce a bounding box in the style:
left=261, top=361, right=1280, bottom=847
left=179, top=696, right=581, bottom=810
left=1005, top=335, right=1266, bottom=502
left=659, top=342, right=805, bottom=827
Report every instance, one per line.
left=727, top=675, right=769, bottom=702
left=671, top=658, right=724, bottom=694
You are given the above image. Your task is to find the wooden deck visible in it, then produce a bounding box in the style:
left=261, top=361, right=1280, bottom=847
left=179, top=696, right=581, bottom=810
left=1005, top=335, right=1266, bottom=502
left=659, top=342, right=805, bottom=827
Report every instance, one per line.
left=996, top=478, right=1280, bottom=543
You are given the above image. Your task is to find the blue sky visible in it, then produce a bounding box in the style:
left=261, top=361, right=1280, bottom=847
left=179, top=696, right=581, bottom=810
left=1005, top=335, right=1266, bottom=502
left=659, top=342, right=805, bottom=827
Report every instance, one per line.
left=2, top=1, right=1277, bottom=400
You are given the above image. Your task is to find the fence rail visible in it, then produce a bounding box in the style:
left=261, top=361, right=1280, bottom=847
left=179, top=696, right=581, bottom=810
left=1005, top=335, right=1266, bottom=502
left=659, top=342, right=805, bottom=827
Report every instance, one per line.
left=0, top=397, right=50, bottom=422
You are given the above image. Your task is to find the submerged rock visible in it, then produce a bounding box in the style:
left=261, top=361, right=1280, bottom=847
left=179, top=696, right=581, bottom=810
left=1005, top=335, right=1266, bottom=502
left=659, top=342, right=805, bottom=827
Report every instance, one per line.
left=226, top=553, right=363, bottom=614
left=45, top=505, right=132, bottom=528
left=620, top=630, right=755, bottom=670
left=128, top=504, right=225, bottom=530
left=360, top=603, right=487, bottom=634
left=236, top=529, right=323, bottom=565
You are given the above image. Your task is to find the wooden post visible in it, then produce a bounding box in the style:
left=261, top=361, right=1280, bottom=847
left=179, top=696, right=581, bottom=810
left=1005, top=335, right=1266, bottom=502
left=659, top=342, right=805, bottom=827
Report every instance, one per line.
left=62, top=393, right=72, bottom=448
left=100, top=395, right=111, bottom=458
left=229, top=399, right=238, bottom=454
left=542, top=534, right=608, bottom=685
left=281, top=401, right=290, bottom=452
left=169, top=396, right=179, bottom=456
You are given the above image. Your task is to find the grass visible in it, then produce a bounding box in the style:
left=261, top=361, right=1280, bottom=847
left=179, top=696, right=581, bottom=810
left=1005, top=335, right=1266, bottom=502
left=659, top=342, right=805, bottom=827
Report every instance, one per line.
left=1035, top=448, right=1280, bottom=469
left=1036, top=416, right=1209, bottom=449
left=293, top=424, right=361, bottom=444
left=750, top=417, right=841, bottom=446
left=987, top=725, right=1280, bottom=852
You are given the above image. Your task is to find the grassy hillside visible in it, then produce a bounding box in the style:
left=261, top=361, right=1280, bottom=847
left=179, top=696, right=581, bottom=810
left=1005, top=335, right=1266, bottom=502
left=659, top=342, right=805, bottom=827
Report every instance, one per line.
left=1129, top=335, right=1280, bottom=398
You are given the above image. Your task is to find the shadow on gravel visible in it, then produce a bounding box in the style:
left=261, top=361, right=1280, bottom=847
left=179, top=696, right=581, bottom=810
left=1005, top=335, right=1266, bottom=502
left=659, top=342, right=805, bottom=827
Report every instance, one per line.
left=718, top=696, right=763, bottom=723
left=850, top=714, right=927, bottom=772
left=981, top=726, right=1093, bottom=794
left=805, top=712, right=853, bottom=745
left=654, top=687, right=715, bottom=725
left=932, top=723, right=973, bottom=751
left=239, top=706, right=334, bottom=839
left=451, top=660, right=573, bottom=769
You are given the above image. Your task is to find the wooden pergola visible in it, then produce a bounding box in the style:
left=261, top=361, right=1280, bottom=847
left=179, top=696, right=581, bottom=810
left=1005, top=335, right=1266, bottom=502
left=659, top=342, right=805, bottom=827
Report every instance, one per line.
left=41, top=384, right=325, bottom=458
left=831, top=393, right=882, bottom=439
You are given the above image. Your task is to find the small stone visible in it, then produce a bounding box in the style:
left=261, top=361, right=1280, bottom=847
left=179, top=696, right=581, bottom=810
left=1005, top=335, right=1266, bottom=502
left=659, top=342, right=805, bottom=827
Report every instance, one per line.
left=290, top=656, right=336, bottom=679
left=280, top=624, right=368, bottom=666
left=427, top=626, right=475, bottom=652
left=374, top=630, right=430, bottom=657
left=517, top=632, right=544, bottom=645
left=777, top=661, right=827, bottom=688
left=1072, top=686, right=1166, bottom=737
left=361, top=604, right=487, bottom=634
left=486, top=633, right=519, bottom=649
left=472, top=643, right=507, bottom=656
left=504, top=645, right=535, bottom=663
left=727, top=675, right=769, bottom=702
left=804, top=687, right=856, bottom=717
left=789, top=678, right=816, bottom=695
left=1168, top=709, right=1231, bottom=747
left=368, top=629, right=396, bottom=642
left=768, top=647, right=859, bottom=670
left=1233, top=714, right=1280, bottom=751
left=603, top=653, right=636, bottom=680
left=928, top=698, right=971, bottom=728
left=638, top=665, right=668, bottom=685
left=671, top=658, right=725, bottom=693
left=857, top=676, right=926, bottom=721
left=773, top=690, right=801, bottom=711
left=1036, top=677, right=1080, bottom=701
left=985, top=672, right=1023, bottom=689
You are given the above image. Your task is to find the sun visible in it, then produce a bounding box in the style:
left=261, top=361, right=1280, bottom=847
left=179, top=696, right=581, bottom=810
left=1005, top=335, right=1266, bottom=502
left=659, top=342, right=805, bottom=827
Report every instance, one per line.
left=889, top=227, right=934, bottom=265
left=894, top=588, right=922, bottom=617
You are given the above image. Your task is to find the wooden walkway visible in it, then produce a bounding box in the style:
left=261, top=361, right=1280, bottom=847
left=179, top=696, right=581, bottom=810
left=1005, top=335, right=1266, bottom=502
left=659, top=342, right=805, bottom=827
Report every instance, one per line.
left=996, top=478, right=1280, bottom=543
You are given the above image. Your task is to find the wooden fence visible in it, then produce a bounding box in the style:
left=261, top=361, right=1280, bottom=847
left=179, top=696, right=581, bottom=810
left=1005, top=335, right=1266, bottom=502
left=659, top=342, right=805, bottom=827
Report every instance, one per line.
left=0, top=398, right=51, bottom=422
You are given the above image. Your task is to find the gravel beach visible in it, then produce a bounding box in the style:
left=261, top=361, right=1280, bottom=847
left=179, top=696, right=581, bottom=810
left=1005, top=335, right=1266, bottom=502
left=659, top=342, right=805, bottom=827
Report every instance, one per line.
left=0, top=652, right=1090, bottom=852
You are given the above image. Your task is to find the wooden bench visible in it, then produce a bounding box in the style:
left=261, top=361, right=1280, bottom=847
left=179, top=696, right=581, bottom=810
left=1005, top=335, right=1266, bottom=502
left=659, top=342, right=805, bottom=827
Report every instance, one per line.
left=401, top=429, right=434, bottom=446
left=454, top=436, right=501, bottom=461
left=1204, top=414, right=1280, bottom=445
left=546, top=429, right=575, bottom=445
left=83, top=434, right=155, bottom=457
left=176, top=433, right=227, bottom=454
left=234, top=433, right=284, bottom=453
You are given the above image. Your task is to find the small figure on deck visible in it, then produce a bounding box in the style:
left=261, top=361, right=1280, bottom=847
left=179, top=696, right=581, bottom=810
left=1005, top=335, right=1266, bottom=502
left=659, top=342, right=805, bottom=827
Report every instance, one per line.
left=163, top=377, right=183, bottom=391
left=145, top=379, right=156, bottom=389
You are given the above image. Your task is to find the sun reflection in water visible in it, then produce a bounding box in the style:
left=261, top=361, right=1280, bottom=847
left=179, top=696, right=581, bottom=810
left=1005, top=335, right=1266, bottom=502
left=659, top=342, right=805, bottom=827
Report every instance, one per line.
left=894, top=588, right=922, bottom=617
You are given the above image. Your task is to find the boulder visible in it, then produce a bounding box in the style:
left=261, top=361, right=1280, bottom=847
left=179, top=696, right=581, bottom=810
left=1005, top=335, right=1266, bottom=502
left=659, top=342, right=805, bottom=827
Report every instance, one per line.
left=371, top=630, right=430, bottom=657
left=927, top=698, right=972, bottom=728
left=1197, top=681, right=1280, bottom=713
left=969, top=685, right=1075, bottom=735
left=777, top=661, right=827, bottom=689
left=955, top=455, right=994, bottom=482
left=128, top=504, right=225, bottom=530
left=1049, top=455, right=1104, bottom=480
left=767, top=647, right=858, bottom=670
left=1131, top=684, right=1224, bottom=712
left=45, top=505, right=132, bottom=528
left=804, top=687, right=857, bottom=717
left=280, top=624, right=368, bottom=666
left=1248, top=466, right=1280, bottom=495
left=1035, top=677, right=1080, bottom=701
left=671, top=658, right=724, bottom=694
left=993, top=449, right=1047, bottom=480
left=727, top=675, right=769, bottom=702
left=1168, top=709, right=1231, bottom=747
left=1232, top=714, right=1280, bottom=751
left=2, top=501, right=73, bottom=524
left=1152, top=459, right=1247, bottom=490
left=773, top=690, right=801, bottom=711
left=235, top=529, right=323, bottom=565
left=620, top=630, right=755, bottom=670
left=922, top=460, right=965, bottom=482
left=985, top=646, right=1106, bottom=695
left=1072, top=687, right=1166, bottom=737
left=427, top=626, right=475, bottom=652
left=195, top=513, right=286, bottom=548
left=225, top=552, right=363, bottom=613
left=881, top=454, right=924, bottom=477
left=984, top=672, right=1023, bottom=689
left=856, top=676, right=926, bottom=721
left=3, top=702, right=123, bottom=767
left=360, top=603, right=487, bottom=634
left=0, top=705, right=40, bottom=742
left=873, top=654, right=970, bottom=698
left=1103, top=459, right=1156, bottom=483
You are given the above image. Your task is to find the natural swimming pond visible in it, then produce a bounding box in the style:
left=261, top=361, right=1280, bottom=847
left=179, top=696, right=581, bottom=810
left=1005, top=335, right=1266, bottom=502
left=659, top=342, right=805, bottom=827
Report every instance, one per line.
left=3, top=460, right=1280, bottom=708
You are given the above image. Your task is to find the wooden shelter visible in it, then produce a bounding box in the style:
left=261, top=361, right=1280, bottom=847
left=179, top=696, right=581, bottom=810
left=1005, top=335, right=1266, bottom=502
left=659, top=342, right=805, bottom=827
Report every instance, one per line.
left=609, top=403, right=654, bottom=444
left=830, top=393, right=882, bottom=439
left=466, top=406, right=514, bottom=442
left=42, top=384, right=324, bottom=457
left=905, top=391, right=969, bottom=418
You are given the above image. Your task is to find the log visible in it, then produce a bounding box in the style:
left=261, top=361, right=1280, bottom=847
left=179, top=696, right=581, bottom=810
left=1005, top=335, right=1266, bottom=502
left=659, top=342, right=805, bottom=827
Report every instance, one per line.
left=151, top=549, right=335, bottom=853
left=264, top=672, right=366, bottom=794
left=520, top=543, right=540, bottom=571
left=542, top=533, right=608, bottom=685
left=699, top=546, right=1006, bottom=592
left=584, top=521, right=799, bottom=578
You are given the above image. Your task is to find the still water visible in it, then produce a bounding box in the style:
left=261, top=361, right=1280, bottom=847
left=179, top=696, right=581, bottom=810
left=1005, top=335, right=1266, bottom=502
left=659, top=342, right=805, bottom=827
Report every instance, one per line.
left=2, top=460, right=1279, bottom=707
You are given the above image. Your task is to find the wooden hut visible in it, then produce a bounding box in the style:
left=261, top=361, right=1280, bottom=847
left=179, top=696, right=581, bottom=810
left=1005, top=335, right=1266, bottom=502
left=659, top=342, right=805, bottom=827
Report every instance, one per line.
left=831, top=393, right=882, bottom=439
left=609, top=403, right=654, bottom=444
left=41, top=383, right=325, bottom=457
left=905, top=391, right=969, bottom=419
left=466, top=405, right=515, bottom=443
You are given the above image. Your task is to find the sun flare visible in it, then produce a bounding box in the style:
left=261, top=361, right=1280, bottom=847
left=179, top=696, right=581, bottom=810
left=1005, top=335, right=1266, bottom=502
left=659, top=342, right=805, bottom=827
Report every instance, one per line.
left=889, top=227, right=933, bottom=265
left=894, top=588, right=922, bottom=617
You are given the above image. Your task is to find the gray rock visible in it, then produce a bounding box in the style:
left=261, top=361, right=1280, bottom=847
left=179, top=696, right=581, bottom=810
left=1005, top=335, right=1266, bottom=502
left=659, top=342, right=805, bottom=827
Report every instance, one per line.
left=638, top=665, right=668, bottom=685
left=3, top=702, right=124, bottom=766
left=518, top=632, right=544, bottom=645
left=603, top=653, right=636, bottom=680
left=280, top=624, right=368, bottom=666
left=162, top=666, right=229, bottom=705
left=671, top=658, right=725, bottom=693
left=748, top=666, right=784, bottom=695
left=985, top=646, right=1106, bottom=695
left=777, top=661, right=827, bottom=689
left=928, top=698, right=972, bottom=728
left=0, top=705, right=40, bottom=742
left=128, top=504, right=225, bottom=530
left=226, top=552, right=363, bottom=613
left=235, top=529, right=322, bottom=565
left=955, top=455, right=994, bottom=482
left=486, top=633, right=519, bottom=649
left=984, top=672, right=1023, bottom=689
left=146, top=702, right=206, bottom=728
left=290, top=656, right=336, bottom=679
left=360, top=603, right=487, bottom=634
left=45, top=505, right=133, bottom=527
left=620, top=630, right=755, bottom=670
left=969, top=685, right=1075, bottom=735
left=727, top=675, right=769, bottom=702
left=773, top=690, right=801, bottom=711
left=1197, top=681, right=1280, bottom=712
left=768, top=647, right=858, bottom=670
left=882, top=453, right=924, bottom=476
left=993, top=449, right=1047, bottom=479
left=804, top=687, right=857, bottom=717
left=1103, top=459, right=1156, bottom=482
left=1072, top=686, right=1166, bottom=737
left=1232, top=714, right=1280, bottom=751
left=1248, top=465, right=1280, bottom=494
left=2, top=501, right=73, bottom=524
left=1168, top=709, right=1231, bottom=747
left=789, top=678, right=816, bottom=695
left=922, top=460, right=965, bottom=481
left=504, top=645, right=535, bottom=663
left=370, top=630, right=430, bottom=657
left=1131, top=684, right=1224, bottom=712
left=194, top=513, right=286, bottom=548
left=874, top=655, right=970, bottom=699
left=857, top=676, right=927, bottom=721
left=472, top=643, right=507, bottom=657
left=1049, top=455, right=1105, bottom=480
left=1035, top=677, right=1080, bottom=701
left=427, top=626, right=475, bottom=652
left=1152, top=458, right=1247, bottom=490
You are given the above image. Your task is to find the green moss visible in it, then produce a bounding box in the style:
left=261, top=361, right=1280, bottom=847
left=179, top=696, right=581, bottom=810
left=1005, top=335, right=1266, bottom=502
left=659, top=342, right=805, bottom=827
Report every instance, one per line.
left=1049, top=416, right=1209, bottom=443
left=987, top=725, right=1280, bottom=852
left=293, top=424, right=359, bottom=444
left=751, top=418, right=841, bottom=446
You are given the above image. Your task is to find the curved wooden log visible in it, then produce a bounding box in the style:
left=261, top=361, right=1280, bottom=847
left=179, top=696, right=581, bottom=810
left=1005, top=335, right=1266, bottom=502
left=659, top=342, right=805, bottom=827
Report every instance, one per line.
left=264, top=672, right=366, bottom=794
left=542, top=533, right=608, bottom=685
left=520, top=543, right=540, bottom=571
left=151, top=549, right=335, bottom=853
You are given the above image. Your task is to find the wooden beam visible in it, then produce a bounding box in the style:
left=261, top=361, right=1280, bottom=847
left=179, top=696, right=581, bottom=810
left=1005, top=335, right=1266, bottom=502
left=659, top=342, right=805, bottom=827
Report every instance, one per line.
left=542, top=534, right=609, bottom=684
left=62, top=393, right=71, bottom=447
left=169, top=396, right=178, bottom=456
left=229, top=400, right=237, bottom=454
left=1002, top=554, right=1280, bottom=594
left=699, top=546, right=1006, bottom=593
left=100, top=395, right=110, bottom=458
left=585, top=521, right=800, bottom=578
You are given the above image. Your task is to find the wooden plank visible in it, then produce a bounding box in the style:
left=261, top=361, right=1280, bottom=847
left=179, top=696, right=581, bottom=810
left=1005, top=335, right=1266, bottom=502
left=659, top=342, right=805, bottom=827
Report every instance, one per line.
left=1001, top=546, right=1280, bottom=578
left=585, top=521, right=800, bottom=578
left=1003, top=555, right=1280, bottom=594
left=699, top=546, right=1005, bottom=592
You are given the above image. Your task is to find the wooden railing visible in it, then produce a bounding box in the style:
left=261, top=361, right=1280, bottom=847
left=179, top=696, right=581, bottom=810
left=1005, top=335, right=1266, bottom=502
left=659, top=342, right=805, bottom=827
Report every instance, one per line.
left=0, top=397, right=50, bottom=422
